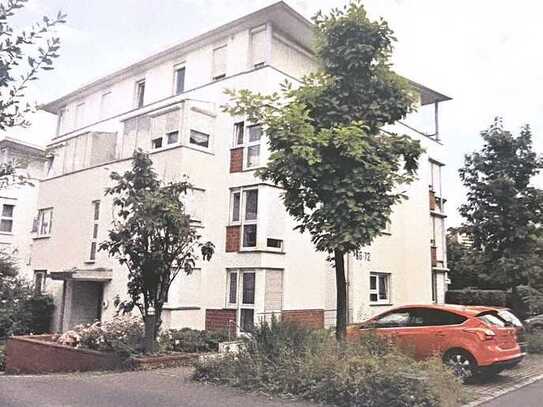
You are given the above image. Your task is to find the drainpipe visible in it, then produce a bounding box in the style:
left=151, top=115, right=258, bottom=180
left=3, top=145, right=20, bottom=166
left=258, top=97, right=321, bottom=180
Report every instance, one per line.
left=345, top=253, right=351, bottom=324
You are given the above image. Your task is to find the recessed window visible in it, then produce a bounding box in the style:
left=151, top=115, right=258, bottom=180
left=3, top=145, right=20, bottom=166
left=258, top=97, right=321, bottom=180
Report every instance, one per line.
left=212, top=45, right=227, bottom=80
left=231, top=191, right=241, bottom=222
left=233, top=121, right=244, bottom=146
left=33, top=270, right=47, bottom=296
left=229, top=188, right=258, bottom=248
left=249, top=26, right=267, bottom=68
left=57, top=107, right=67, bottom=135
left=74, top=102, right=85, bottom=128
left=248, top=125, right=263, bottom=142
left=227, top=270, right=256, bottom=333
left=151, top=137, right=163, bottom=149
left=100, top=91, right=112, bottom=118
left=167, top=131, right=179, bottom=145
left=0, top=204, right=14, bottom=233
left=370, top=272, right=390, bottom=304
left=267, top=238, right=283, bottom=249
left=89, top=200, right=100, bottom=261
left=228, top=272, right=238, bottom=305
left=243, top=224, right=257, bottom=248
left=174, top=66, right=186, bottom=95
left=189, top=130, right=210, bottom=148
left=135, top=79, right=146, bottom=108
left=246, top=145, right=260, bottom=168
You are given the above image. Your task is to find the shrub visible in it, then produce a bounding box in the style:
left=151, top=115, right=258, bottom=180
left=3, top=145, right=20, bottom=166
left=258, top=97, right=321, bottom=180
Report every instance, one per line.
left=193, top=320, right=465, bottom=407
left=159, top=328, right=229, bottom=353
left=0, top=341, right=5, bottom=371
left=446, top=289, right=507, bottom=307
left=527, top=334, right=543, bottom=354
left=57, top=315, right=144, bottom=357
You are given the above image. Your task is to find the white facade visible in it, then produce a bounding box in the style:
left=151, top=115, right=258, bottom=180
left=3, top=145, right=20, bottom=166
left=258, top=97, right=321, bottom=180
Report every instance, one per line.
left=0, top=137, right=46, bottom=284
left=32, top=2, right=450, bottom=333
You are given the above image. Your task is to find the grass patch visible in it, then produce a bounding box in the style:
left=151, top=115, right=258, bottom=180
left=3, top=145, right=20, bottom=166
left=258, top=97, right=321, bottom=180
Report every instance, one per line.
left=193, top=320, right=466, bottom=407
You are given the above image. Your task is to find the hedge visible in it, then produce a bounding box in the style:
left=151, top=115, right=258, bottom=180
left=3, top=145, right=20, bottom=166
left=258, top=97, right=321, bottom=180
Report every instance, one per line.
left=446, top=289, right=507, bottom=307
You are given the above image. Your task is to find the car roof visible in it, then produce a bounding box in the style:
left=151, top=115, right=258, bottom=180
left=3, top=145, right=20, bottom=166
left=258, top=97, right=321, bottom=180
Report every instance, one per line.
left=387, top=304, right=498, bottom=318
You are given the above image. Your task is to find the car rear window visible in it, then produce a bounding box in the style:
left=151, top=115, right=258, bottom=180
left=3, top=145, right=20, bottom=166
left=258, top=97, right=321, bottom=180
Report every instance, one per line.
left=477, top=311, right=508, bottom=327
left=498, top=310, right=523, bottom=327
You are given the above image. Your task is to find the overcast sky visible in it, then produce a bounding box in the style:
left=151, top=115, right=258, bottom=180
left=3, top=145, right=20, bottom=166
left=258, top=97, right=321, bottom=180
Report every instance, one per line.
left=5, top=0, right=543, bottom=226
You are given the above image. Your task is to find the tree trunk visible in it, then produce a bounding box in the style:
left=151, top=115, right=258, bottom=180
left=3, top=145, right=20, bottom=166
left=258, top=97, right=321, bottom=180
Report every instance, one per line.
left=335, top=249, right=347, bottom=341
left=144, top=314, right=157, bottom=354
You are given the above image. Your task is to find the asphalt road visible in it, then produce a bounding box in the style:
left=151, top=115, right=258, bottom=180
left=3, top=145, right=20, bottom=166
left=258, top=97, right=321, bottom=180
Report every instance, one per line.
left=0, top=368, right=315, bottom=407
left=482, top=379, right=543, bottom=407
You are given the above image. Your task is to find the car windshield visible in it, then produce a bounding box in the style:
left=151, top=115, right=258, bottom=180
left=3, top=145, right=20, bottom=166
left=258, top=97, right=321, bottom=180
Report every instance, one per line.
left=498, top=310, right=523, bottom=327
left=477, top=311, right=509, bottom=327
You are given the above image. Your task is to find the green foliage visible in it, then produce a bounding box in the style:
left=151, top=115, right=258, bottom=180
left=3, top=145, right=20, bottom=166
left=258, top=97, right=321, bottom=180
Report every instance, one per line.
left=159, top=328, right=229, bottom=353
left=193, top=320, right=465, bottom=407
left=0, top=341, right=4, bottom=371
left=526, top=334, right=543, bottom=354
left=0, top=251, right=54, bottom=338
left=0, top=0, right=66, bottom=131
left=459, top=118, right=543, bottom=290
left=99, top=151, right=214, bottom=352
left=223, top=1, right=423, bottom=339
left=446, top=228, right=486, bottom=289
left=445, top=289, right=508, bottom=307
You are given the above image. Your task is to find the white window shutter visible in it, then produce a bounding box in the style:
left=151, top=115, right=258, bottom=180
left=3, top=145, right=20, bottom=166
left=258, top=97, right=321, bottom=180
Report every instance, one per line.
left=264, top=270, right=283, bottom=312
left=212, top=45, right=227, bottom=78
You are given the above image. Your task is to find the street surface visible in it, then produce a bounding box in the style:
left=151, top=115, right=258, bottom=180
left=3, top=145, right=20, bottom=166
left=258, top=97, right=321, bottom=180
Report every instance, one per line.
left=0, top=367, right=314, bottom=407
left=481, top=379, right=543, bottom=407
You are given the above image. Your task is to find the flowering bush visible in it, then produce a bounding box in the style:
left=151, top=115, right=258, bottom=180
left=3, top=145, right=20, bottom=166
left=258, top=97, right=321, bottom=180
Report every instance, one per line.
left=57, top=315, right=144, bottom=357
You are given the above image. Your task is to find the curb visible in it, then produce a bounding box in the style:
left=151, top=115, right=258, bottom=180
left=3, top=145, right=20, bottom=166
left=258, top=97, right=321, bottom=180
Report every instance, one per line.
left=465, top=373, right=543, bottom=406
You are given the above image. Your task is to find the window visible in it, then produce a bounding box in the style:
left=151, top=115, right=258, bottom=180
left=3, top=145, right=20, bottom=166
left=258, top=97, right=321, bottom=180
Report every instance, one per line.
left=429, top=160, right=443, bottom=194
left=226, top=270, right=256, bottom=332
left=174, top=66, right=186, bottom=95
left=212, top=45, right=227, bottom=80
left=232, top=123, right=263, bottom=169
left=88, top=201, right=100, bottom=261
left=36, top=208, right=53, bottom=237
left=410, top=309, right=466, bottom=327
left=233, top=122, right=244, bottom=146
left=33, top=270, right=47, bottom=296
left=74, top=102, right=85, bottom=128
left=57, top=107, right=67, bottom=135
left=189, top=130, right=210, bottom=148
left=369, top=272, right=390, bottom=304
left=100, top=91, right=112, bottom=118
left=373, top=311, right=410, bottom=328
left=135, top=79, right=146, bottom=108
left=167, top=131, right=179, bottom=145
left=151, top=137, right=163, bottom=149
left=229, top=188, right=259, bottom=248
left=249, top=26, right=267, bottom=67
left=0, top=204, right=14, bottom=233
left=267, top=238, right=283, bottom=249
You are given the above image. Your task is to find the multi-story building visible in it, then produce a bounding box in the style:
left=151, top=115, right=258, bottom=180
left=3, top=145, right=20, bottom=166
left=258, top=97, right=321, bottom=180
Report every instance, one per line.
left=0, top=137, right=47, bottom=286
left=32, top=2, right=450, bottom=333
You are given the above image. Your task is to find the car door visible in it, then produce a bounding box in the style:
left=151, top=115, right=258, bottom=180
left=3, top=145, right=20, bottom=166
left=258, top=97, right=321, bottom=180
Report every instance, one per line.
left=365, top=309, right=415, bottom=349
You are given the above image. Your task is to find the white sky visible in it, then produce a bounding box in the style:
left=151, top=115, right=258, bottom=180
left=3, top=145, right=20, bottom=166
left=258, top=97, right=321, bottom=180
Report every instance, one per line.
left=5, top=0, right=543, bottom=226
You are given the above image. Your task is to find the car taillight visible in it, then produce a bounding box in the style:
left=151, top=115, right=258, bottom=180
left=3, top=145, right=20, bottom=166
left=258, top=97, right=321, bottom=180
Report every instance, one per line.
left=464, top=328, right=496, bottom=341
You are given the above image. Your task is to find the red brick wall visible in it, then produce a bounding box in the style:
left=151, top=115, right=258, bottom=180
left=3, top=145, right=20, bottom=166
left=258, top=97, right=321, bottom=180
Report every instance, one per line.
left=230, top=148, right=244, bottom=173
left=429, top=190, right=436, bottom=211
left=431, top=246, right=437, bottom=267
left=281, top=309, right=325, bottom=329
left=205, top=309, right=237, bottom=338
left=5, top=335, right=121, bottom=374
left=225, top=225, right=241, bottom=252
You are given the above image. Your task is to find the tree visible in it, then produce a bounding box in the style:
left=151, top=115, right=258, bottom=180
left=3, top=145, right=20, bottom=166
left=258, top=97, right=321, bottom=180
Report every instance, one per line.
left=0, top=0, right=66, bottom=182
left=459, top=118, right=543, bottom=294
left=224, top=2, right=423, bottom=340
left=100, top=151, right=215, bottom=353
left=446, top=228, right=485, bottom=289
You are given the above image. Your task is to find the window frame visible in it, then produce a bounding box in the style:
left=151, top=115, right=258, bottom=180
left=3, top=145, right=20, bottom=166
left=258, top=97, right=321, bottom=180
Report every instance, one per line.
left=189, top=129, right=211, bottom=149
left=35, top=207, right=54, bottom=237
left=226, top=269, right=256, bottom=333
left=88, top=200, right=100, bottom=262
left=173, top=65, right=186, bottom=95
left=74, top=101, right=86, bottom=129
left=33, top=270, right=47, bottom=295
left=135, top=79, right=146, bottom=108
left=0, top=203, right=14, bottom=233
left=232, top=122, right=263, bottom=170
left=100, top=90, right=112, bottom=119
left=212, top=44, right=227, bottom=80
left=229, top=187, right=259, bottom=249
left=57, top=106, right=68, bottom=135
left=369, top=272, right=391, bottom=305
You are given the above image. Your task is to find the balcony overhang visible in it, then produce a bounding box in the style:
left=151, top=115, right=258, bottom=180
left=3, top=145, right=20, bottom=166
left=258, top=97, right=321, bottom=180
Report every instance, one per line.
left=49, top=267, right=113, bottom=282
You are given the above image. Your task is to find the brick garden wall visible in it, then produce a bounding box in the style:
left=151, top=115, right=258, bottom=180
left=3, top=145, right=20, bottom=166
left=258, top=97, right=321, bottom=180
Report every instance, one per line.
left=205, top=309, right=237, bottom=338
left=5, top=335, right=121, bottom=374
left=281, top=309, right=325, bottom=329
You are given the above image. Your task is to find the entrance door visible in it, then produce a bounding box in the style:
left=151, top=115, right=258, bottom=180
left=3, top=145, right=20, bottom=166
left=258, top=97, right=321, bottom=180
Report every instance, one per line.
left=67, top=281, right=103, bottom=329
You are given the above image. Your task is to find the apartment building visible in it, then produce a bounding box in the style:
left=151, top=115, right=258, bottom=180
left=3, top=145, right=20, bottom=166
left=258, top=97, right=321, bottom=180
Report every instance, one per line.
left=32, top=2, right=450, bottom=333
left=0, top=137, right=47, bottom=284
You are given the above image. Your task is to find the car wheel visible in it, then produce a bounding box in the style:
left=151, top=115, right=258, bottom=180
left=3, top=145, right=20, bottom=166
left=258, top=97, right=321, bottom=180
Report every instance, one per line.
left=444, top=350, right=477, bottom=382
left=531, top=325, right=543, bottom=334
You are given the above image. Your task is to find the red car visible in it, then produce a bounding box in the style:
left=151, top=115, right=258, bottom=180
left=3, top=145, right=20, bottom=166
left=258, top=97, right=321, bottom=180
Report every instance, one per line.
left=346, top=304, right=525, bottom=380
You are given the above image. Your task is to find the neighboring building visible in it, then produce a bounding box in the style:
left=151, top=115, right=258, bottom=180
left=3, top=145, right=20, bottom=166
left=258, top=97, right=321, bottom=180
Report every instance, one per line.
left=0, top=137, right=47, bottom=286
left=32, top=2, right=451, bottom=333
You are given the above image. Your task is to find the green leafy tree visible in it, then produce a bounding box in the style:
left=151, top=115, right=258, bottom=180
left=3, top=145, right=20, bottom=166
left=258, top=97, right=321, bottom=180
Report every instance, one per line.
left=0, top=0, right=66, bottom=184
left=459, top=118, right=543, bottom=296
left=100, top=151, right=215, bottom=353
left=224, top=2, right=423, bottom=340
left=446, top=228, right=484, bottom=289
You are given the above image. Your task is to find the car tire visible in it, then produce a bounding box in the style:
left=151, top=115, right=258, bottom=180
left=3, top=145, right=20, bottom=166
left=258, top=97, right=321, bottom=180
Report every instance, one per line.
left=443, top=349, right=477, bottom=383
left=531, top=324, right=543, bottom=334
